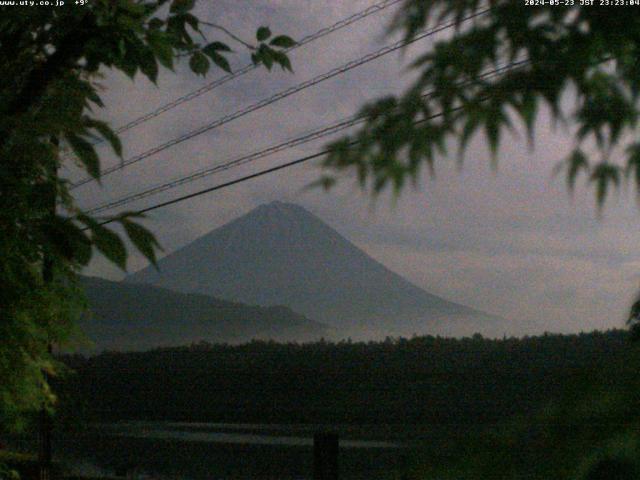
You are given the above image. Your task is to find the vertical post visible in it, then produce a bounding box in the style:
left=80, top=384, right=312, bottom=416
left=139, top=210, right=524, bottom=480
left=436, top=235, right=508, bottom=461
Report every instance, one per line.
left=37, top=344, right=52, bottom=480
left=313, top=432, right=339, bottom=480
left=39, top=141, right=57, bottom=480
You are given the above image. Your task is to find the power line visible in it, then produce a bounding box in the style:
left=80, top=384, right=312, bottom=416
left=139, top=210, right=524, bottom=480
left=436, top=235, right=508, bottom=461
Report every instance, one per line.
left=60, top=0, right=405, bottom=162
left=88, top=56, right=617, bottom=227
left=119, top=148, right=334, bottom=220
left=61, top=0, right=404, bottom=164
left=85, top=60, right=527, bottom=215
left=85, top=118, right=360, bottom=214
left=99, top=112, right=451, bottom=224
left=107, top=0, right=406, bottom=135
left=82, top=147, right=340, bottom=230
left=70, top=8, right=491, bottom=190
left=92, top=97, right=502, bottom=228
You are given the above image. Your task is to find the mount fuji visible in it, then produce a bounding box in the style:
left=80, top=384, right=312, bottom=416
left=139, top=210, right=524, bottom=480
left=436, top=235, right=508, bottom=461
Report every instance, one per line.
left=127, top=201, right=507, bottom=338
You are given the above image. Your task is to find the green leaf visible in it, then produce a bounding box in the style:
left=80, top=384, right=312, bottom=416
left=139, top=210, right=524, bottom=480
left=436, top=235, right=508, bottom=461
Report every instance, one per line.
left=485, top=118, right=500, bottom=159
left=120, top=218, right=162, bottom=268
left=269, top=35, right=296, bottom=49
left=147, top=30, right=174, bottom=70
left=279, top=55, right=292, bottom=72
left=167, top=15, right=193, bottom=45
left=206, top=50, right=231, bottom=73
left=256, top=26, right=271, bottom=42
left=65, top=133, right=100, bottom=180
left=78, top=215, right=128, bottom=271
left=625, top=143, right=640, bottom=191
left=120, top=52, right=138, bottom=78
left=258, top=46, right=273, bottom=70
left=202, top=41, right=232, bottom=54
left=182, top=13, right=199, bottom=32
left=85, top=87, right=104, bottom=108
left=189, top=51, right=210, bottom=76
left=120, top=39, right=156, bottom=80
left=73, top=233, right=93, bottom=266
left=73, top=80, right=104, bottom=107
left=41, top=216, right=92, bottom=266
left=306, top=175, right=337, bottom=191
left=459, top=113, right=480, bottom=157
left=139, top=45, right=159, bottom=83
left=84, top=117, right=122, bottom=157
left=518, top=92, right=537, bottom=144
left=565, top=149, right=589, bottom=192
left=271, top=50, right=292, bottom=72
left=483, top=104, right=503, bottom=160
left=589, top=163, right=620, bottom=208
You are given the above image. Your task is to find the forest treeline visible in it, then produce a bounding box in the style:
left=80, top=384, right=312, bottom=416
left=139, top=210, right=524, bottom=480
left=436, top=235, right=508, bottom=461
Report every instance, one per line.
left=58, top=330, right=634, bottom=426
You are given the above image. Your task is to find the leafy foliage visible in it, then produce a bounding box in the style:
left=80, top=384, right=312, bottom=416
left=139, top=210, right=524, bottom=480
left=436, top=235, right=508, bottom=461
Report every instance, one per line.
left=627, top=293, right=640, bottom=341
left=321, top=0, right=640, bottom=208
left=0, top=0, right=293, bottom=429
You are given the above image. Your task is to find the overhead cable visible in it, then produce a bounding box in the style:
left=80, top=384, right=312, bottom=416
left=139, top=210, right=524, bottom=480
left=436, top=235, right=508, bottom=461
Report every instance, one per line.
left=86, top=59, right=525, bottom=215
left=70, top=7, right=491, bottom=190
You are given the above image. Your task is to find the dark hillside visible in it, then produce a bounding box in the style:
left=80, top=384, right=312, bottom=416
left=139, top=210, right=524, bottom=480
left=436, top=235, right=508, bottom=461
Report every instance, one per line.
left=79, top=276, right=329, bottom=351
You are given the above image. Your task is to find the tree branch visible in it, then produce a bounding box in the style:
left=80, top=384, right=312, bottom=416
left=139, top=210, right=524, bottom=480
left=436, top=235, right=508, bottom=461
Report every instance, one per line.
left=199, top=21, right=255, bottom=50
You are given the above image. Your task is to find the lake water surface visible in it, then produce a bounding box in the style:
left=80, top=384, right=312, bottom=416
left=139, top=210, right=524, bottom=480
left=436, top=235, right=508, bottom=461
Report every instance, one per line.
left=56, top=422, right=414, bottom=480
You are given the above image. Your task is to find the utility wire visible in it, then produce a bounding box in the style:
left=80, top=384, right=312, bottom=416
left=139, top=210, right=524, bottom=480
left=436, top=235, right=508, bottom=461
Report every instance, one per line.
left=85, top=118, right=360, bottom=214
left=116, top=148, right=335, bottom=221
left=63, top=0, right=405, bottom=159
left=89, top=54, right=616, bottom=226
left=95, top=106, right=454, bottom=226
left=86, top=60, right=526, bottom=215
left=70, top=8, right=491, bottom=190
left=95, top=74, right=537, bottom=228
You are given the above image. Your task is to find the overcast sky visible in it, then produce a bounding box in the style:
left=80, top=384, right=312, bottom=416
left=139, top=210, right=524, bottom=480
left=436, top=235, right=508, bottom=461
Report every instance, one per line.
left=73, top=0, right=640, bottom=336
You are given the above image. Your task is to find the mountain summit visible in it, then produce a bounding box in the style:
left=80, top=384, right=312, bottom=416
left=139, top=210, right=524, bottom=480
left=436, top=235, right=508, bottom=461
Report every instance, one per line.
left=127, top=201, right=505, bottom=338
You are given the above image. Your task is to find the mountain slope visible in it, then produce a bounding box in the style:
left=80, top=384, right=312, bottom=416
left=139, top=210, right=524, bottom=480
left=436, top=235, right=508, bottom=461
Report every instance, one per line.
left=127, top=201, right=507, bottom=338
left=79, top=276, right=329, bottom=351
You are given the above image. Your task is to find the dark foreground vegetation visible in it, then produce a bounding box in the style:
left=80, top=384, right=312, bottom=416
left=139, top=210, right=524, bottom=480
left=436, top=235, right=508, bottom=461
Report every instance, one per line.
left=59, top=330, right=631, bottom=425
left=5, top=329, right=638, bottom=479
